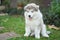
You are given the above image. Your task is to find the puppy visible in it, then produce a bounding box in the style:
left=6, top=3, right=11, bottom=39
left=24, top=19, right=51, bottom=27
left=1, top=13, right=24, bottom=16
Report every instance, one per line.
left=24, top=3, right=49, bottom=39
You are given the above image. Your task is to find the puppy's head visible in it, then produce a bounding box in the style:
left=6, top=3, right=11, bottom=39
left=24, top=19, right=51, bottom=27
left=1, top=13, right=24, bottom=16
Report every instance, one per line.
left=24, top=3, right=39, bottom=20
left=24, top=3, right=39, bottom=11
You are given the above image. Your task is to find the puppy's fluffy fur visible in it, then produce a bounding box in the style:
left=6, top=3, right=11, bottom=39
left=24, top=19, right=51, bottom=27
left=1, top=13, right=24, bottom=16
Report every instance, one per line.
left=24, top=3, right=49, bottom=39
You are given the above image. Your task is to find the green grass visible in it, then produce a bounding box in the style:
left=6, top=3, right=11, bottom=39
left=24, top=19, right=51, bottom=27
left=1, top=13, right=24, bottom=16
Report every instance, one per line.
left=0, top=15, right=60, bottom=40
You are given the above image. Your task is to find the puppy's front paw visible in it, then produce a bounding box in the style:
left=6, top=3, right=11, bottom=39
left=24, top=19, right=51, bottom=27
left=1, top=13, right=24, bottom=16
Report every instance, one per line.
left=24, top=33, right=29, bottom=37
left=42, top=34, right=49, bottom=37
left=35, top=35, right=40, bottom=39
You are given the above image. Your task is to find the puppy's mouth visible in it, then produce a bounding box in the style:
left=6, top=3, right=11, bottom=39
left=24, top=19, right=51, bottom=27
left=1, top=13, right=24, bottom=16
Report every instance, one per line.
left=29, top=17, right=32, bottom=20
left=28, top=15, right=32, bottom=20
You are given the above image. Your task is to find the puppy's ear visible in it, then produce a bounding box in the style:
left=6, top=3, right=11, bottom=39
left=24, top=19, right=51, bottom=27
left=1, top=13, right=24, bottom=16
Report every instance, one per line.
left=24, top=6, right=26, bottom=10
left=34, top=5, right=39, bottom=11
left=24, top=5, right=29, bottom=11
left=36, top=5, right=39, bottom=9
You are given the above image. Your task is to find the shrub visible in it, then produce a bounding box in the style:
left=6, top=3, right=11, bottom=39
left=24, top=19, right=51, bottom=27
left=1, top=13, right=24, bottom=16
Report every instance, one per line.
left=2, top=0, right=10, bottom=6
left=43, top=0, right=60, bottom=27
left=4, top=8, right=24, bottom=15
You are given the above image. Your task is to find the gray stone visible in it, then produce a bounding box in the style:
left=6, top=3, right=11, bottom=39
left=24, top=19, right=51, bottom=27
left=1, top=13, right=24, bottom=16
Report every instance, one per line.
left=0, top=32, right=20, bottom=40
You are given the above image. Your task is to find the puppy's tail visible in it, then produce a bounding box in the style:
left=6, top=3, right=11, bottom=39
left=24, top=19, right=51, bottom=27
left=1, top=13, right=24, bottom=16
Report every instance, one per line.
left=47, top=31, right=51, bottom=34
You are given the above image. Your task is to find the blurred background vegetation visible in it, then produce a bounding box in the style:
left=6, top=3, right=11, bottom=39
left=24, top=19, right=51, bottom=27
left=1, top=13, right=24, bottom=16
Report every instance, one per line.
left=0, top=0, right=60, bottom=27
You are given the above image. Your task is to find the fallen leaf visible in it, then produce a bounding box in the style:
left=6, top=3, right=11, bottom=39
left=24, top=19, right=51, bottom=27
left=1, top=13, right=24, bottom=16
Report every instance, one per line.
left=48, top=25, right=60, bottom=30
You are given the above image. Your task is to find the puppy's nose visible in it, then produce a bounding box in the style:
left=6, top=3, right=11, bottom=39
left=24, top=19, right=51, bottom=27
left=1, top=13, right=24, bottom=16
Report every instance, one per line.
left=28, top=15, right=31, bottom=18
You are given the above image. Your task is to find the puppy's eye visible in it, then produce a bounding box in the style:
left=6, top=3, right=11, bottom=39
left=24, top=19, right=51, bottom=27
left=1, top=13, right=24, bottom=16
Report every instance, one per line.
left=31, top=11, right=34, bottom=13
left=25, top=10, right=29, bottom=12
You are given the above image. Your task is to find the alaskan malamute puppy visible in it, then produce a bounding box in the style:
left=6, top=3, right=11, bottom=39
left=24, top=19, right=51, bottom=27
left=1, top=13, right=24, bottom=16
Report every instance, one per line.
left=24, top=3, right=49, bottom=39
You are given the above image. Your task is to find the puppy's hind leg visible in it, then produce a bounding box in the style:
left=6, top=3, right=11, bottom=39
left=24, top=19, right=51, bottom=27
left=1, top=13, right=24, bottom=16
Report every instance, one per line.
left=41, top=24, right=49, bottom=37
left=40, top=18, right=49, bottom=37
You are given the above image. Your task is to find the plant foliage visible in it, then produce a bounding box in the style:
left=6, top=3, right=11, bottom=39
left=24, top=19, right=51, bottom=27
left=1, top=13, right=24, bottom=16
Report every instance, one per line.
left=43, top=0, right=60, bottom=27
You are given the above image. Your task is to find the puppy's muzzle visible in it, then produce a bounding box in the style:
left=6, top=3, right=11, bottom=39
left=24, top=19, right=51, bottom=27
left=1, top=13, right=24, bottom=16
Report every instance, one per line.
left=28, top=15, right=31, bottom=18
left=28, top=15, right=32, bottom=20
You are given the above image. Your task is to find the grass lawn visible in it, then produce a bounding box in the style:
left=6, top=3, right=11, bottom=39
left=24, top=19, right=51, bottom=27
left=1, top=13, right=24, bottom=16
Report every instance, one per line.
left=0, top=15, right=60, bottom=40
